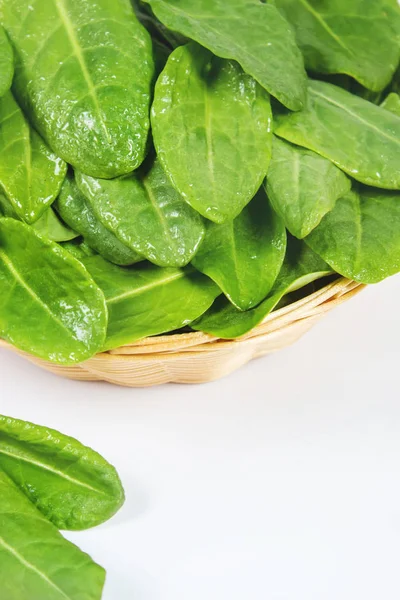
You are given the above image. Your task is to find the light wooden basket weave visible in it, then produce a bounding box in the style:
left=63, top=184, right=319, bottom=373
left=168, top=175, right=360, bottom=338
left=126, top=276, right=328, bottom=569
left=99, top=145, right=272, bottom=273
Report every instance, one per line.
left=0, top=278, right=364, bottom=387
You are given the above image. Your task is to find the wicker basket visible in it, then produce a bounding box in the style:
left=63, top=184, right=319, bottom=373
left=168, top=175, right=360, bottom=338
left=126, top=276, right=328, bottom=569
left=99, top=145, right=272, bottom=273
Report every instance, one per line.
left=0, top=278, right=364, bottom=387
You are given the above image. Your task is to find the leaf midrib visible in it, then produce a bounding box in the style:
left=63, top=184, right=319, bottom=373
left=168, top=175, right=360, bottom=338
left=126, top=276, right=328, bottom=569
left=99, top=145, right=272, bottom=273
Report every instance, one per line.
left=298, top=0, right=352, bottom=54
left=107, top=270, right=185, bottom=305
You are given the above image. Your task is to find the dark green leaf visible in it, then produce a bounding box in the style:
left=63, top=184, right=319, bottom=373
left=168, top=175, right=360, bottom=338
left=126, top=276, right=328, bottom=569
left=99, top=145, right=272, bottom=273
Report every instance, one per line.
left=0, top=0, right=154, bottom=178
left=0, top=218, right=107, bottom=364
left=192, top=188, right=286, bottom=311
left=266, top=136, right=351, bottom=238
left=152, top=43, right=272, bottom=223
left=0, top=25, right=13, bottom=97
left=143, top=0, right=307, bottom=110
left=305, top=186, right=400, bottom=283
left=275, top=79, right=400, bottom=190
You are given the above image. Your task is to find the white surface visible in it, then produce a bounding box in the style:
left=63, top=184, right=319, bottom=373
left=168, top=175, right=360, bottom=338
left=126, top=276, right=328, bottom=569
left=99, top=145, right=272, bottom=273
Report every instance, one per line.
left=1, top=276, right=400, bottom=600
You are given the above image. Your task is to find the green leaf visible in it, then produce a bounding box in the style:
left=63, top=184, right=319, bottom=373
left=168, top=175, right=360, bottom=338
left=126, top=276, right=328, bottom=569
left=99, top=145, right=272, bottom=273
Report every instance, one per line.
left=79, top=255, right=221, bottom=350
left=62, top=238, right=97, bottom=261
left=192, top=188, right=286, bottom=311
left=55, top=174, right=142, bottom=266
left=305, top=186, right=400, bottom=284
left=0, top=0, right=154, bottom=178
left=0, top=25, right=13, bottom=97
left=0, top=414, right=125, bottom=531
left=273, top=0, right=400, bottom=92
left=0, top=92, right=67, bottom=224
left=76, top=158, right=206, bottom=267
left=0, top=218, right=107, bottom=364
left=192, top=237, right=332, bottom=339
left=266, top=136, right=351, bottom=238
left=0, top=470, right=105, bottom=600
left=275, top=79, right=400, bottom=190
left=143, top=0, right=307, bottom=110
left=381, top=92, right=400, bottom=117
left=152, top=43, right=272, bottom=224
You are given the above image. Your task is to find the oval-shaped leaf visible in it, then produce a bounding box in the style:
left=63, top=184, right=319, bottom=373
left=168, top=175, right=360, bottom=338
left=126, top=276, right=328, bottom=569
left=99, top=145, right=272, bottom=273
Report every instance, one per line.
left=266, top=136, right=351, bottom=238
left=152, top=43, right=272, bottom=223
left=192, top=188, right=286, bottom=311
left=0, top=470, right=105, bottom=600
left=0, top=25, right=13, bottom=97
left=305, top=187, right=400, bottom=284
left=273, top=0, right=400, bottom=92
left=381, top=92, right=400, bottom=117
left=275, top=80, right=400, bottom=190
left=192, top=237, right=332, bottom=339
left=0, top=92, right=67, bottom=223
left=0, top=218, right=107, bottom=364
left=143, top=0, right=307, bottom=110
left=0, top=0, right=154, bottom=178
left=55, top=174, right=142, bottom=266
left=79, top=255, right=220, bottom=350
left=76, top=159, right=206, bottom=267
left=32, top=207, right=78, bottom=242
left=0, top=414, right=125, bottom=531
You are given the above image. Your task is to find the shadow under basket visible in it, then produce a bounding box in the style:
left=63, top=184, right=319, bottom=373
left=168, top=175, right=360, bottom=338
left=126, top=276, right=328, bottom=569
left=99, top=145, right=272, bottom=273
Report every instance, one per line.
left=0, top=278, right=364, bottom=387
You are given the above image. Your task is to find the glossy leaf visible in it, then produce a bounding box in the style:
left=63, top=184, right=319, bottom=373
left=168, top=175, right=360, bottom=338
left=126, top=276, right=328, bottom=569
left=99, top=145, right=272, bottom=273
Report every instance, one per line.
left=0, top=0, right=154, bottom=178
left=192, top=188, right=286, bottom=311
left=55, top=174, right=142, bottom=266
left=62, top=238, right=97, bottom=260
left=273, top=0, right=400, bottom=92
left=152, top=43, right=272, bottom=223
left=0, top=470, right=105, bottom=600
left=192, top=238, right=332, bottom=339
left=79, top=255, right=220, bottom=350
left=275, top=79, right=400, bottom=190
left=381, top=92, right=400, bottom=117
left=266, top=136, right=351, bottom=238
left=0, top=25, right=13, bottom=97
left=143, top=0, right=307, bottom=110
left=76, top=159, right=206, bottom=267
left=0, top=414, right=125, bottom=531
left=305, top=187, right=400, bottom=284
left=0, top=218, right=107, bottom=364
left=0, top=92, right=67, bottom=224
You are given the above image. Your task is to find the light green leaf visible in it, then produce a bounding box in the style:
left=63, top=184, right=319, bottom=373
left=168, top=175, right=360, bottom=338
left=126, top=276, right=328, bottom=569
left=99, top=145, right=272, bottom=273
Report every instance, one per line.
left=0, top=470, right=105, bottom=600
left=305, top=186, right=400, bottom=283
left=381, top=92, right=400, bottom=117
left=76, top=158, right=206, bottom=267
left=55, top=174, right=142, bottom=266
left=79, top=255, right=220, bottom=350
left=143, top=0, right=307, bottom=110
left=0, top=0, right=154, bottom=178
left=152, top=43, right=272, bottom=223
left=275, top=79, right=400, bottom=190
left=266, top=136, right=351, bottom=238
left=273, top=0, right=400, bottom=92
left=192, top=188, right=286, bottom=311
left=0, top=218, right=107, bottom=364
left=0, top=414, right=124, bottom=531
left=0, top=92, right=66, bottom=224
left=192, top=237, right=332, bottom=339
left=0, top=25, right=13, bottom=97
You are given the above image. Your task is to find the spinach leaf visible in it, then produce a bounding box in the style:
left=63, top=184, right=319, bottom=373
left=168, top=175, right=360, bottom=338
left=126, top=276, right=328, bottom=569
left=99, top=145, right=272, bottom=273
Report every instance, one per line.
left=192, top=237, right=332, bottom=339
left=0, top=218, right=107, bottom=364
left=62, top=238, right=97, bottom=261
left=273, top=0, right=400, bottom=92
left=0, top=25, right=13, bottom=97
left=0, top=0, right=154, bottom=178
left=381, top=93, right=400, bottom=117
left=143, top=0, right=307, bottom=111
left=0, top=92, right=67, bottom=224
left=266, top=136, right=351, bottom=239
left=275, top=79, right=400, bottom=190
left=305, top=186, right=400, bottom=284
left=55, top=174, right=142, bottom=266
left=0, top=414, right=124, bottom=531
left=192, top=188, right=286, bottom=311
left=152, top=43, right=272, bottom=224
left=79, top=255, right=220, bottom=350
left=76, top=158, right=206, bottom=267
left=0, top=470, right=105, bottom=600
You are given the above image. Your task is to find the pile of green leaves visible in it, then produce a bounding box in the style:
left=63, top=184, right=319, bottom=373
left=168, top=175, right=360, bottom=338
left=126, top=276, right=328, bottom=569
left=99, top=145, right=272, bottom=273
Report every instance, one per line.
left=0, top=413, right=124, bottom=599
left=0, top=0, right=399, bottom=365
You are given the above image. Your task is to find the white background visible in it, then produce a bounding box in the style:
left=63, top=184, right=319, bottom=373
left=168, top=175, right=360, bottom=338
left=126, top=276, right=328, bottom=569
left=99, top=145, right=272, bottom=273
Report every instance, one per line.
left=1, top=275, right=399, bottom=600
